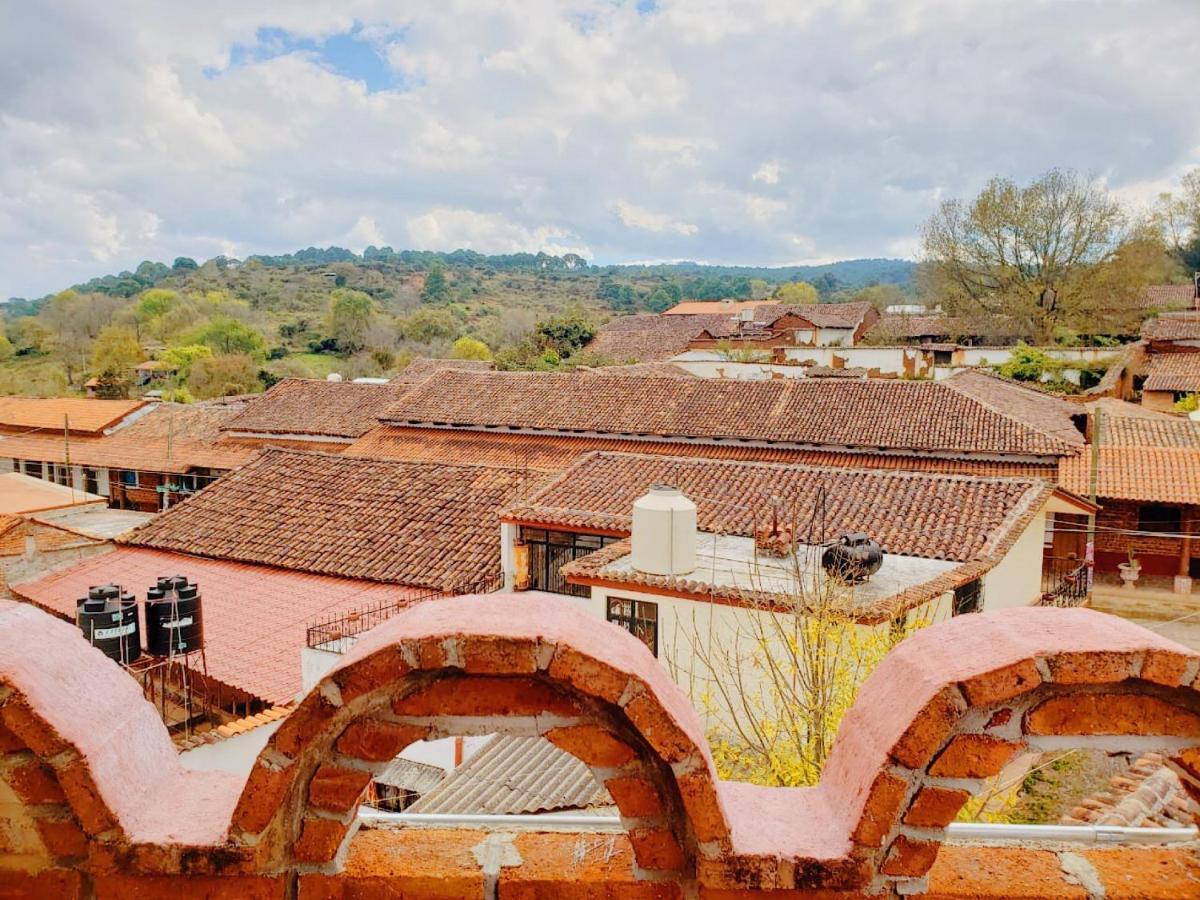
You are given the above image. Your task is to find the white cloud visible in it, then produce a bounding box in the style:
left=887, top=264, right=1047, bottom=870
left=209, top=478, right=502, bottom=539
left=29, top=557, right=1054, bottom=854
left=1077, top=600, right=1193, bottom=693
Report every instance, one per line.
left=615, top=201, right=698, bottom=236
left=752, top=161, right=782, bottom=185
left=1, top=0, right=1199, bottom=297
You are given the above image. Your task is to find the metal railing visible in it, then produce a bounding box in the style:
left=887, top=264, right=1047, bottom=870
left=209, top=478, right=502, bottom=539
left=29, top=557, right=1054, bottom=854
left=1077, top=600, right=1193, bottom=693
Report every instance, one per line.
left=1040, top=557, right=1091, bottom=608
left=305, top=573, right=504, bottom=652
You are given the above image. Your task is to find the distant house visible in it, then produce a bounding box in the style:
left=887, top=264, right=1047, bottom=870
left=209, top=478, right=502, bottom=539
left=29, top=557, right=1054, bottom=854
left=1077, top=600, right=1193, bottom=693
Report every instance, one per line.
left=1139, top=311, right=1200, bottom=412
left=688, top=302, right=879, bottom=352
left=662, top=299, right=780, bottom=316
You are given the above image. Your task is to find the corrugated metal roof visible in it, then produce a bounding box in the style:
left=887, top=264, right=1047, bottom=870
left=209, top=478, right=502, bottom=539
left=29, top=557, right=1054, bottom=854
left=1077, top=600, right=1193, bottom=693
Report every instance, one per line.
left=375, top=757, right=446, bottom=794
left=406, top=735, right=612, bottom=815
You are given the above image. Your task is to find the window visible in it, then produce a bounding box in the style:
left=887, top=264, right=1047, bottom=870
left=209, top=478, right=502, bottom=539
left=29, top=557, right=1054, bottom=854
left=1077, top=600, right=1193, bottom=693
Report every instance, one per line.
left=952, top=579, right=983, bottom=616
left=49, top=463, right=69, bottom=486
left=519, top=527, right=618, bottom=597
left=83, top=468, right=100, bottom=495
left=119, top=470, right=139, bottom=487
left=22, top=460, right=42, bottom=479
left=1138, top=504, right=1181, bottom=534
left=607, top=597, right=658, bottom=656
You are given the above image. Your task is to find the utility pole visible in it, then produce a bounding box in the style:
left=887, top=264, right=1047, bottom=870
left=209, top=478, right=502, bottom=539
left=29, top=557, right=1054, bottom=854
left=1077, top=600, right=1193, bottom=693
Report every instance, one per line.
left=1087, top=408, right=1101, bottom=595
left=64, top=414, right=73, bottom=503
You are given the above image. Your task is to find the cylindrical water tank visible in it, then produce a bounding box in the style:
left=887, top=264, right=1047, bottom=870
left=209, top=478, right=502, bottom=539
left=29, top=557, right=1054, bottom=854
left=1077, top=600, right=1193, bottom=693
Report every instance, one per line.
left=145, top=576, right=205, bottom=656
left=630, top=484, right=697, bottom=576
left=76, top=584, right=141, bottom=665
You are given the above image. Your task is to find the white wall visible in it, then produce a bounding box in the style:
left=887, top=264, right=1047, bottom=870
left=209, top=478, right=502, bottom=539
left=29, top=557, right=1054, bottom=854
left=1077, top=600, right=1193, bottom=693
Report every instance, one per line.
left=981, top=509, right=1048, bottom=611
left=180, top=721, right=284, bottom=774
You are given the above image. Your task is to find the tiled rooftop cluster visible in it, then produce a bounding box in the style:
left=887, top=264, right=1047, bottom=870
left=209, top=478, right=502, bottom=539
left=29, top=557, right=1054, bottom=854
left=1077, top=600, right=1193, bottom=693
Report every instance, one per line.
left=1141, top=310, right=1200, bottom=342
left=2, top=597, right=1199, bottom=897
left=504, top=451, right=1052, bottom=563
left=1061, top=752, right=1200, bottom=829
left=221, top=378, right=413, bottom=439
left=381, top=370, right=1083, bottom=458
left=1060, top=411, right=1200, bottom=504
left=121, top=448, right=541, bottom=588
left=586, top=313, right=730, bottom=361
left=1144, top=353, right=1200, bottom=393
left=389, top=356, right=496, bottom=383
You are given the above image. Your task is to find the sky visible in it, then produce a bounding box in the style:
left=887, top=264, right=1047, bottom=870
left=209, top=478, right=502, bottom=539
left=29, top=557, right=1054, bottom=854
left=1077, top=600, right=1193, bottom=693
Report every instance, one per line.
left=1, top=0, right=1198, bottom=298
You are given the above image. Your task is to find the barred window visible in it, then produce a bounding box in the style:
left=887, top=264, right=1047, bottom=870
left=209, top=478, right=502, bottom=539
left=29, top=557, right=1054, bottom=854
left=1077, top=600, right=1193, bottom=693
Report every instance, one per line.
left=606, top=597, right=658, bottom=656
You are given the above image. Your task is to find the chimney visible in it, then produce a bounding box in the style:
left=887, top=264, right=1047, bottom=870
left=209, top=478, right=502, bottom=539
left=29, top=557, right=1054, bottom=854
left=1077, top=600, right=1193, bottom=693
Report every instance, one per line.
left=630, top=485, right=697, bottom=576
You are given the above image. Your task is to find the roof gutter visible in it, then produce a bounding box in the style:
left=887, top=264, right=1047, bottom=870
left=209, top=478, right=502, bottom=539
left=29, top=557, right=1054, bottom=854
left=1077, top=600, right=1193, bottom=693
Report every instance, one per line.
left=359, top=810, right=1197, bottom=845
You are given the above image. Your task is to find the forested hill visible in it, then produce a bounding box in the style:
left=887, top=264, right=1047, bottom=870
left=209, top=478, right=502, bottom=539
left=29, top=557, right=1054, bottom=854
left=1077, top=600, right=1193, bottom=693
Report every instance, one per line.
left=4, top=249, right=914, bottom=309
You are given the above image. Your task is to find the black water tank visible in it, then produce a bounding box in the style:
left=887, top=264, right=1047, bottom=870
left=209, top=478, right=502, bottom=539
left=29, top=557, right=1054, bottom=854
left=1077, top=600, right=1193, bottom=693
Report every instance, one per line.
left=821, top=532, right=884, bottom=584
left=76, top=585, right=141, bottom=665
left=145, top=576, right=204, bottom=656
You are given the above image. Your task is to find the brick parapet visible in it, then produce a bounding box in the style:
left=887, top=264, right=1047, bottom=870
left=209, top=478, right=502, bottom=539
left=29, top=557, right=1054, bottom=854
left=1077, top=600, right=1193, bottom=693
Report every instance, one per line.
left=2, top=596, right=1200, bottom=897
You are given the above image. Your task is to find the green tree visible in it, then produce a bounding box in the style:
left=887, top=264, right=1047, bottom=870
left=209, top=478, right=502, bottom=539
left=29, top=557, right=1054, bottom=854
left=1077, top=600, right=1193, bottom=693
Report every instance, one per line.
left=773, top=281, right=819, bottom=304
left=421, top=264, right=451, bottom=303
left=159, top=344, right=214, bottom=381
left=0, top=334, right=14, bottom=362
left=187, top=354, right=261, bottom=399
left=921, top=169, right=1149, bottom=340
left=451, top=336, right=493, bottom=360
left=401, top=308, right=457, bottom=343
left=535, top=314, right=594, bottom=356
left=187, top=317, right=267, bottom=359
left=90, top=326, right=144, bottom=375
left=327, top=288, right=376, bottom=354
left=172, top=257, right=199, bottom=270
left=94, top=368, right=133, bottom=399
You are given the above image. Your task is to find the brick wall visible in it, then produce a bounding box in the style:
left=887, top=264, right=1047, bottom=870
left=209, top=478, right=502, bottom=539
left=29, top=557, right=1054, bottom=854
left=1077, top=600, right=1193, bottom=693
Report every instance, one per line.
left=1095, top=499, right=1198, bottom=576
left=2, top=595, right=1200, bottom=898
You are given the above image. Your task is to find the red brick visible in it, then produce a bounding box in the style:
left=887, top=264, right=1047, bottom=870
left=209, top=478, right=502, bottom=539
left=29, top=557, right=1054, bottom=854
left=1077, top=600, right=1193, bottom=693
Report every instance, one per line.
left=395, top=677, right=581, bottom=718
left=903, top=787, right=970, bottom=828
left=960, top=659, right=1042, bottom=707
left=926, top=846, right=1086, bottom=898
left=928, top=735, right=1022, bottom=779
left=889, top=687, right=963, bottom=769
left=1, top=700, right=68, bottom=757
left=56, top=760, right=117, bottom=835
left=1140, top=650, right=1193, bottom=687
left=0, top=718, right=25, bottom=753
left=624, top=693, right=694, bottom=763
left=461, top=637, right=539, bottom=675
left=545, top=725, right=636, bottom=767
left=628, top=827, right=687, bottom=871
left=1026, top=693, right=1200, bottom=737
left=851, top=772, right=907, bottom=847
left=293, top=818, right=350, bottom=863
left=272, top=697, right=339, bottom=758
left=1045, top=651, right=1136, bottom=685
left=985, top=708, right=1013, bottom=730
left=36, top=818, right=89, bottom=858
left=1172, top=747, right=1200, bottom=782
left=232, top=761, right=295, bottom=834
left=676, top=770, right=728, bottom=844
left=8, top=759, right=65, bottom=804
left=308, top=765, right=372, bottom=813
left=92, top=875, right=285, bottom=899
left=333, top=648, right=412, bottom=703
left=418, top=641, right=447, bottom=670
left=605, top=776, right=663, bottom=819
left=336, top=720, right=428, bottom=763
left=548, top=647, right=632, bottom=704
left=882, top=835, right=940, bottom=877
left=0, top=870, right=86, bottom=900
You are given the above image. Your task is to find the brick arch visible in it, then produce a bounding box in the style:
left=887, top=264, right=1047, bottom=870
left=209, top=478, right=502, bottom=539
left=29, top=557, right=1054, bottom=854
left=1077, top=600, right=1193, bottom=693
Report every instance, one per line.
left=229, top=591, right=731, bottom=878
left=815, top=606, right=1200, bottom=894
left=0, top=601, right=241, bottom=876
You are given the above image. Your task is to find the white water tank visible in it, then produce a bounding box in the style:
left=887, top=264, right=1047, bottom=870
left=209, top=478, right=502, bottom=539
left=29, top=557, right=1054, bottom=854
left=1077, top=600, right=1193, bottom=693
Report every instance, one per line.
left=326, top=372, right=343, bottom=382
left=630, top=485, right=697, bottom=576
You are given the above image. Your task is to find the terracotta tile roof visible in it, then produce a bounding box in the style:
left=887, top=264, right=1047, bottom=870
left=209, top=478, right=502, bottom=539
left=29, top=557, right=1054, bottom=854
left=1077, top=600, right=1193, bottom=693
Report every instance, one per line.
left=585, top=314, right=729, bottom=362
left=663, top=300, right=779, bottom=315
left=0, top=396, right=148, bottom=434
left=175, top=704, right=293, bottom=751
left=942, top=370, right=1087, bottom=448
left=503, top=451, right=1053, bottom=563
left=868, top=314, right=972, bottom=340
left=1143, top=353, right=1200, bottom=393
left=1136, top=284, right=1198, bottom=311
left=10, top=547, right=426, bottom=705
left=805, top=366, right=868, bottom=379
left=379, top=370, right=1082, bottom=458
left=221, top=378, right=411, bottom=439
left=0, top=400, right=258, bottom=474
left=407, top=735, right=610, bottom=815
left=1061, top=753, right=1199, bottom=828
left=1059, top=413, right=1200, bottom=504
left=578, top=362, right=696, bottom=378
left=0, top=472, right=106, bottom=514
left=390, top=357, right=495, bottom=384
left=757, top=301, right=874, bottom=329
left=1142, top=311, right=1200, bottom=342
left=121, top=448, right=541, bottom=588
left=345, top=425, right=1056, bottom=477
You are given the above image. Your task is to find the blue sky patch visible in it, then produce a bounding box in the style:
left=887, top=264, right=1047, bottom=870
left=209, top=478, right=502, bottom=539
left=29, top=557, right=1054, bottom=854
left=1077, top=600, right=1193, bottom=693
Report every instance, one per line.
left=212, top=24, right=400, bottom=92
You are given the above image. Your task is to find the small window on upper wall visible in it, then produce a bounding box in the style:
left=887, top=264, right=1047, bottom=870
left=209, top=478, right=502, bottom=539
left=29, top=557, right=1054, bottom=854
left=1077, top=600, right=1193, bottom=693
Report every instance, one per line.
left=607, top=597, right=659, bottom=656
left=952, top=579, right=983, bottom=616
left=1138, top=504, right=1181, bottom=534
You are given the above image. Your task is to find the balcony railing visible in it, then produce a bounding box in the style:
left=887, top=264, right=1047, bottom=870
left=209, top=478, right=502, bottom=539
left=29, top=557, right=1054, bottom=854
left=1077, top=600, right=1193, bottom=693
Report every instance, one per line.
left=1040, top=557, right=1090, bottom=608
left=305, top=573, right=504, bottom=652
